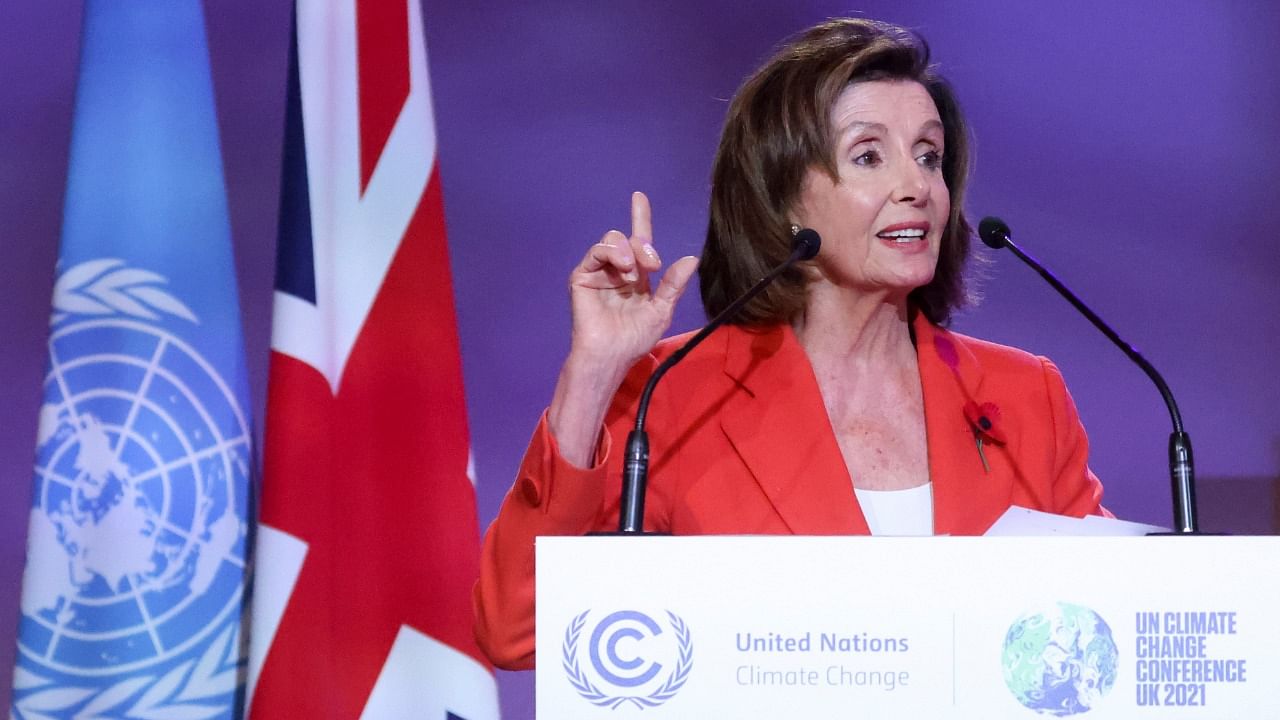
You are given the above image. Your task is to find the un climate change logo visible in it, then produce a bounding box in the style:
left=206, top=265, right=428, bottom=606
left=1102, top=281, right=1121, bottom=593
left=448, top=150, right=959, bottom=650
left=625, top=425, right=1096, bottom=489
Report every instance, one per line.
left=563, top=609, right=694, bottom=709
left=15, top=260, right=247, bottom=718
left=1001, top=602, right=1119, bottom=716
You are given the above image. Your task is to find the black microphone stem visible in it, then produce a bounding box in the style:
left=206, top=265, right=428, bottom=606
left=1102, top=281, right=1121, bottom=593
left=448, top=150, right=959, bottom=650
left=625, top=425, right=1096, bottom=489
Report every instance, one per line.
left=617, top=232, right=819, bottom=534
left=1002, top=242, right=1184, bottom=433
left=983, top=219, right=1196, bottom=534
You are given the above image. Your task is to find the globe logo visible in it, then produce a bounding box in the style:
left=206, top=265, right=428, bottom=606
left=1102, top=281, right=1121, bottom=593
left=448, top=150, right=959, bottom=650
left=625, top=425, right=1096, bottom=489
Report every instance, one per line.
left=1001, top=602, right=1118, bottom=716
left=14, top=260, right=247, bottom=717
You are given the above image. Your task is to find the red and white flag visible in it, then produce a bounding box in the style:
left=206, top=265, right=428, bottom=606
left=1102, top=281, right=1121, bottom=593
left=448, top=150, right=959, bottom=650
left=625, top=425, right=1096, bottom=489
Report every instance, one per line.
left=247, top=1, right=498, bottom=717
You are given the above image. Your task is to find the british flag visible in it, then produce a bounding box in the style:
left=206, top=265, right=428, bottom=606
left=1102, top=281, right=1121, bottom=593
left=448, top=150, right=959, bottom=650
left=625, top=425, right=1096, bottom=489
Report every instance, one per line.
left=246, top=1, right=498, bottom=718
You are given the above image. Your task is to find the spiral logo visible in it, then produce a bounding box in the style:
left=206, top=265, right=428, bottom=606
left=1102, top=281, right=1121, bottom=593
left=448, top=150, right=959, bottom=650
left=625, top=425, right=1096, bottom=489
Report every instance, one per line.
left=563, top=609, right=693, bottom=710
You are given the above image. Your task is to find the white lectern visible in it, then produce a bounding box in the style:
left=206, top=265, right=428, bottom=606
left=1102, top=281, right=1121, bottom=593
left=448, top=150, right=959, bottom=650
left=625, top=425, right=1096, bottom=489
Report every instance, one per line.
left=537, top=536, right=1279, bottom=718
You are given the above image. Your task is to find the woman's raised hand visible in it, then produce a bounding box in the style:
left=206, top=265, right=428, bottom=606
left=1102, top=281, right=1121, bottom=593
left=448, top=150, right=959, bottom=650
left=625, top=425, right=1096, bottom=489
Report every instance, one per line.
left=567, top=191, right=699, bottom=370
left=549, top=192, right=698, bottom=467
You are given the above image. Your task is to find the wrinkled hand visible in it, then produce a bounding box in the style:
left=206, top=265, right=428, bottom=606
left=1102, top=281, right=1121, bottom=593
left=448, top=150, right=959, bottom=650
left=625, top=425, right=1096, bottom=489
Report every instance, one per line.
left=567, top=191, right=699, bottom=371
left=548, top=192, right=698, bottom=468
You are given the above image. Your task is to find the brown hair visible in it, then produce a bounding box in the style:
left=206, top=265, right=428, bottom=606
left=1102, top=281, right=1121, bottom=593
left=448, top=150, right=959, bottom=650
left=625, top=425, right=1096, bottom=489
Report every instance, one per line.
left=699, top=18, right=975, bottom=326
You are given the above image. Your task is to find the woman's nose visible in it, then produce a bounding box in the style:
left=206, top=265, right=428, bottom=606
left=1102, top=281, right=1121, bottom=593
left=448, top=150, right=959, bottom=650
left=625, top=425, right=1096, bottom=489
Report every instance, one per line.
left=891, top=158, right=929, bottom=205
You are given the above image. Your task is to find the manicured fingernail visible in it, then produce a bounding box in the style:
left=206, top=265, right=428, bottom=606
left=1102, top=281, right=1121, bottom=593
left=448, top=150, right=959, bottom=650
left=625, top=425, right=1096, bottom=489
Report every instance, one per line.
left=623, top=270, right=638, bottom=282
left=642, top=243, right=659, bottom=262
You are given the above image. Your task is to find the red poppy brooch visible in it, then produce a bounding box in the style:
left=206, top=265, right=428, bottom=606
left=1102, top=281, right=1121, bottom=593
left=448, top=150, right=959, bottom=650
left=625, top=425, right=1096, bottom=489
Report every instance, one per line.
left=963, top=400, right=1006, bottom=473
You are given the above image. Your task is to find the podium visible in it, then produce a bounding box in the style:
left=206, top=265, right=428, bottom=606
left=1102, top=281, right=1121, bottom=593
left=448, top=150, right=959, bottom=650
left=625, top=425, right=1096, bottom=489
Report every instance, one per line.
left=537, top=535, right=1280, bottom=718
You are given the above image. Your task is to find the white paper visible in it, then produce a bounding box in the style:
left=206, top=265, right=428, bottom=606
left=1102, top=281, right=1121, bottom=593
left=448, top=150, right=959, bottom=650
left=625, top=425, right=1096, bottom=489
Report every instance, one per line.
left=983, top=505, right=1169, bottom=536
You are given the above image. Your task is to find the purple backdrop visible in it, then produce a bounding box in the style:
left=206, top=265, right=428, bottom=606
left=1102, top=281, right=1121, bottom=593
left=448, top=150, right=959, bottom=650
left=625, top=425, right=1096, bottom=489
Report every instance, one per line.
left=3, top=1, right=1277, bottom=717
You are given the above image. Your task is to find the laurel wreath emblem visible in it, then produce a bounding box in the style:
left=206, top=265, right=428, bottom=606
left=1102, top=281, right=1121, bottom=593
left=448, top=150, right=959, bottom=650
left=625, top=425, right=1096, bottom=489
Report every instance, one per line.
left=12, top=622, right=241, bottom=720
left=51, top=258, right=198, bottom=326
left=15, top=257, right=240, bottom=719
left=562, top=610, right=694, bottom=710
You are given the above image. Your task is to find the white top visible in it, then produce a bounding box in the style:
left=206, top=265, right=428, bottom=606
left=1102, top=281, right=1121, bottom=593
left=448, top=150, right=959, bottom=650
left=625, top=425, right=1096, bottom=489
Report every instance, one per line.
left=853, top=482, right=934, bottom=536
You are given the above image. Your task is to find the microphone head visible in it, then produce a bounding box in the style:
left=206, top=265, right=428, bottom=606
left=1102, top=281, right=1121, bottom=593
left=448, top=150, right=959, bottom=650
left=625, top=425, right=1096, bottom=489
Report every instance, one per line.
left=978, top=216, right=1011, bottom=249
left=791, top=228, right=821, bottom=260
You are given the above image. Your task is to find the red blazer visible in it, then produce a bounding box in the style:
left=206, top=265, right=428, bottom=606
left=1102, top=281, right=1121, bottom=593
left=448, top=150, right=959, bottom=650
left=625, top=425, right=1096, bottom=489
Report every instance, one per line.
left=473, top=313, right=1107, bottom=669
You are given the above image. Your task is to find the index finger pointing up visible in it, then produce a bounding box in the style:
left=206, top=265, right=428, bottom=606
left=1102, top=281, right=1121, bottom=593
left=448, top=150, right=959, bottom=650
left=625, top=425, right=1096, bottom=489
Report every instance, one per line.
left=630, top=191, right=652, bottom=245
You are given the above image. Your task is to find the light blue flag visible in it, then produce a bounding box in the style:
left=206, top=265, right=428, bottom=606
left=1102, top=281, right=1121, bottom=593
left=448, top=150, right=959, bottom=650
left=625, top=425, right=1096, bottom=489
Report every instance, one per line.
left=12, top=2, right=251, bottom=718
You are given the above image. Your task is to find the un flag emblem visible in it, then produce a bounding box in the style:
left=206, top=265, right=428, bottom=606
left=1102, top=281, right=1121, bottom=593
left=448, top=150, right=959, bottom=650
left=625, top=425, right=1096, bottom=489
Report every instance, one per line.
left=15, top=260, right=248, bottom=718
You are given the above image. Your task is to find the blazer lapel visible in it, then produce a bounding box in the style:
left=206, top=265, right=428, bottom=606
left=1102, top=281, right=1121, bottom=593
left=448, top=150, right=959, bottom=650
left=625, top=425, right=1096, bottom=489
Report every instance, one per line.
left=718, top=325, right=869, bottom=534
left=914, top=315, right=1013, bottom=535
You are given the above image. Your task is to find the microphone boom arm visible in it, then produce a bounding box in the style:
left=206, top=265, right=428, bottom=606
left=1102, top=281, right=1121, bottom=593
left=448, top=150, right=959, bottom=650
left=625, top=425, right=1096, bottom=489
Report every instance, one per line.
left=618, top=230, right=820, bottom=534
left=980, top=217, right=1197, bottom=534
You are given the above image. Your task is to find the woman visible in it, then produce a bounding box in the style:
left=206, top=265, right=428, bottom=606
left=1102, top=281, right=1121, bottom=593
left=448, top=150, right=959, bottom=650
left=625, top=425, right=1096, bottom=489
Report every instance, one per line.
left=474, top=18, right=1106, bottom=670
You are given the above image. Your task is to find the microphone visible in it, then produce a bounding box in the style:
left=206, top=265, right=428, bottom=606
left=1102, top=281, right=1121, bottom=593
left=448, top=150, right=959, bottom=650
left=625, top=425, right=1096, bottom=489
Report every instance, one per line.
left=978, top=216, right=1198, bottom=534
left=615, top=228, right=822, bottom=534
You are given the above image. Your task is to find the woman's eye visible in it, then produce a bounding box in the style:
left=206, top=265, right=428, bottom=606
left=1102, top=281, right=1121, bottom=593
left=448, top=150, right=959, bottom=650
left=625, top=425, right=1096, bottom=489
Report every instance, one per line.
left=918, top=150, right=943, bottom=169
left=853, top=150, right=881, bottom=166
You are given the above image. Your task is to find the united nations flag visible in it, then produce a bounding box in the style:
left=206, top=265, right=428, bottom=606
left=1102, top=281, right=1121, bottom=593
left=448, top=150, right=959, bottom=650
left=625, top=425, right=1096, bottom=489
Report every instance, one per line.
left=11, top=2, right=252, bottom=718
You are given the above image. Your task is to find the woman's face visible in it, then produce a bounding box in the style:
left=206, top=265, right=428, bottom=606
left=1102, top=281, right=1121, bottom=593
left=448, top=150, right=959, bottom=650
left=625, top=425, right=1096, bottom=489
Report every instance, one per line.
left=792, top=79, right=949, bottom=298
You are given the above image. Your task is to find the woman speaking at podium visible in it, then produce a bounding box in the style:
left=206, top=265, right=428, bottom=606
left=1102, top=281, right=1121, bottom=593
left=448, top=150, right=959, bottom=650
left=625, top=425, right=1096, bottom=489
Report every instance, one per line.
left=474, top=17, right=1107, bottom=669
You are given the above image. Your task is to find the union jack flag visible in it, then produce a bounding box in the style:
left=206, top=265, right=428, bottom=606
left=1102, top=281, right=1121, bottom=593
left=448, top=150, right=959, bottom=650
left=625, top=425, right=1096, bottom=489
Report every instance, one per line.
left=246, top=1, right=498, bottom=717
